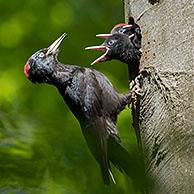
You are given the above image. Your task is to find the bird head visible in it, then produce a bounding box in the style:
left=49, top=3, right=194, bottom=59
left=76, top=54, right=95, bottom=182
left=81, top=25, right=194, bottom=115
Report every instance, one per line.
left=96, top=17, right=142, bottom=50
left=85, top=33, right=135, bottom=65
left=95, top=23, right=133, bottom=39
left=24, top=33, right=67, bottom=83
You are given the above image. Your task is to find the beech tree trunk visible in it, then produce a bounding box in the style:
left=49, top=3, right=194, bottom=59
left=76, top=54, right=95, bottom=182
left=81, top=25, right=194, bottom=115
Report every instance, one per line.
left=124, top=0, right=194, bottom=193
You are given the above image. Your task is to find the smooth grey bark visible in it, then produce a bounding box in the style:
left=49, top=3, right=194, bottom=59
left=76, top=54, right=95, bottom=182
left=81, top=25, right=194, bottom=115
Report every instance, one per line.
left=124, top=0, right=194, bottom=193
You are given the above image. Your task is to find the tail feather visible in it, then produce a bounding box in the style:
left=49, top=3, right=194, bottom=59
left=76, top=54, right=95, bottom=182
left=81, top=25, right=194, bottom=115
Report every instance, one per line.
left=100, top=163, right=116, bottom=185
left=108, top=169, right=116, bottom=184
left=108, top=136, right=146, bottom=191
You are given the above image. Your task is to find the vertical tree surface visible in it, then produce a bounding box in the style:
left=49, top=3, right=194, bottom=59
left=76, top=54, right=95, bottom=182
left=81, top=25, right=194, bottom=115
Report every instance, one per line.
left=124, top=0, right=194, bottom=193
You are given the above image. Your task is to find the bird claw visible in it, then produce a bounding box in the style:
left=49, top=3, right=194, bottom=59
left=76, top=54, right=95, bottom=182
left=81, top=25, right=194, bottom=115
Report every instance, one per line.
left=132, top=86, right=144, bottom=96
left=131, top=74, right=144, bottom=96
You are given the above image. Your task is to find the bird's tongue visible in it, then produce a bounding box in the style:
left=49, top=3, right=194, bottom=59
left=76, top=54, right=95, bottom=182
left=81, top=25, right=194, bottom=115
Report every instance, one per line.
left=85, top=45, right=109, bottom=65
left=24, top=63, right=30, bottom=78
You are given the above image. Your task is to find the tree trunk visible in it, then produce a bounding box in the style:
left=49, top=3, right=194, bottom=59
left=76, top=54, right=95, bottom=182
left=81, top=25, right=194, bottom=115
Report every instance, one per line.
left=124, top=0, right=194, bottom=193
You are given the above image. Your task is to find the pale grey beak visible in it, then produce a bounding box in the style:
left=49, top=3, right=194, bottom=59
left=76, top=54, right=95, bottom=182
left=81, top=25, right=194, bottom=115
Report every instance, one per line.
left=46, top=33, right=67, bottom=55
left=85, top=45, right=109, bottom=65
left=96, top=34, right=113, bottom=39
left=123, top=24, right=132, bottom=29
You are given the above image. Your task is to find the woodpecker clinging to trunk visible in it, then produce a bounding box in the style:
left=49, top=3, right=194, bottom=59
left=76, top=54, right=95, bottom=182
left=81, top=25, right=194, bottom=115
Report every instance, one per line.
left=24, top=33, right=141, bottom=185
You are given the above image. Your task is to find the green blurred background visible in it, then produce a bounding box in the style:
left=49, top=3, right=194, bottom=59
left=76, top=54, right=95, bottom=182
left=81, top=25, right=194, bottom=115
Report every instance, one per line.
left=0, top=0, right=139, bottom=193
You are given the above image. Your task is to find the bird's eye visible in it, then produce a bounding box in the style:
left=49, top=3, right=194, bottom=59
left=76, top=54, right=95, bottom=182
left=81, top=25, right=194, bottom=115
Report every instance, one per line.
left=38, top=52, right=45, bottom=58
left=119, top=28, right=124, bottom=33
left=108, top=40, right=115, bottom=46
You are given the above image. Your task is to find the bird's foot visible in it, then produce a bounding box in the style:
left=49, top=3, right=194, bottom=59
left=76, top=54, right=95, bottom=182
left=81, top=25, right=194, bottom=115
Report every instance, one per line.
left=131, top=74, right=144, bottom=96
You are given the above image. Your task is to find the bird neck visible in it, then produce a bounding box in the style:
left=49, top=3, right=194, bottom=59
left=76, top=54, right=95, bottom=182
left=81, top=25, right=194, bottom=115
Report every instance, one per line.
left=50, top=63, right=78, bottom=88
left=117, top=45, right=141, bottom=81
left=118, top=44, right=140, bottom=64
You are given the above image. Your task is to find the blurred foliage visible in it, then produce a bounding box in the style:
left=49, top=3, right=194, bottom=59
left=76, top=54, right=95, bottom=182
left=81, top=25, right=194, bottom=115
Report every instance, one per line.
left=0, top=0, right=141, bottom=193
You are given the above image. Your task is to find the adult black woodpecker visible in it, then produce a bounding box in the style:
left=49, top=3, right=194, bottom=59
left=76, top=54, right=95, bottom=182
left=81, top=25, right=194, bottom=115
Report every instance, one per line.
left=85, top=33, right=141, bottom=83
left=96, top=17, right=142, bottom=51
left=24, top=33, right=138, bottom=185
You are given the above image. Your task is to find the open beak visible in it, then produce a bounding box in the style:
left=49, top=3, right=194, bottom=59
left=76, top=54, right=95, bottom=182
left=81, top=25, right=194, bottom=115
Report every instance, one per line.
left=96, top=24, right=132, bottom=39
left=110, top=24, right=132, bottom=33
left=96, top=33, right=112, bottom=39
left=85, top=45, right=109, bottom=65
left=46, top=33, right=67, bottom=55
left=97, top=33, right=134, bottom=40
left=96, top=24, right=133, bottom=39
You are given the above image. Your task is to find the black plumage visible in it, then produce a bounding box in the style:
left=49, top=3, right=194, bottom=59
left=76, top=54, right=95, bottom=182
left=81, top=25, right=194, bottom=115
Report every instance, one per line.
left=96, top=17, right=142, bottom=51
left=87, top=17, right=142, bottom=83
left=86, top=33, right=141, bottom=82
left=24, top=33, right=134, bottom=185
left=111, top=17, right=142, bottom=51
